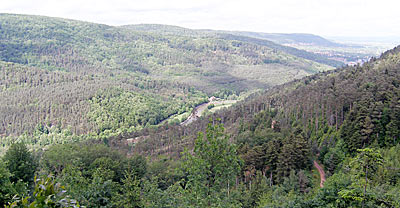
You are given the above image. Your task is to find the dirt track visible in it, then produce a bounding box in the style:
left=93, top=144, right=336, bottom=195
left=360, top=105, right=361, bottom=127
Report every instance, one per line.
left=313, top=160, right=326, bottom=188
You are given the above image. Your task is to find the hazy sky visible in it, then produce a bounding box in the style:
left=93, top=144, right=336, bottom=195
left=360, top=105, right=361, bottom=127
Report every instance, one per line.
left=1, top=0, right=400, bottom=37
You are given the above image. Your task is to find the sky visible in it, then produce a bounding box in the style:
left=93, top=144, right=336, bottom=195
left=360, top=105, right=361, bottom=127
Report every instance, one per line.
left=1, top=0, right=400, bottom=38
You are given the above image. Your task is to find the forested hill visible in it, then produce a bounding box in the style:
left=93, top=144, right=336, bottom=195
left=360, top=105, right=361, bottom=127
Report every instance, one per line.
left=0, top=13, right=399, bottom=208
left=115, top=46, right=400, bottom=207
left=122, top=24, right=344, bottom=67
left=125, top=45, right=400, bottom=159
left=0, top=45, right=398, bottom=207
left=217, top=33, right=343, bottom=67
left=0, top=13, right=333, bottom=148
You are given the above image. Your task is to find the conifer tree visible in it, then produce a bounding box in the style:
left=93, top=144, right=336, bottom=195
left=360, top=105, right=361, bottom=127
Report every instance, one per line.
left=3, top=143, right=36, bottom=184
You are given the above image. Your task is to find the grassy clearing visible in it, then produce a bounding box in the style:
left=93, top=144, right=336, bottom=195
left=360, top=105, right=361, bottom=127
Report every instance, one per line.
left=209, top=101, right=237, bottom=113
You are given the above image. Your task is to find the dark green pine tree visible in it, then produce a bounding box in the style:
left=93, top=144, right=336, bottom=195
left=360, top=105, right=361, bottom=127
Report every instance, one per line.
left=385, top=98, right=400, bottom=146
left=361, top=115, right=374, bottom=146
left=341, top=106, right=363, bottom=153
left=277, top=141, right=297, bottom=179
left=262, top=139, right=281, bottom=183
left=293, top=133, right=312, bottom=170
left=356, top=102, right=374, bottom=148
left=277, top=128, right=311, bottom=180
left=3, top=143, right=37, bottom=184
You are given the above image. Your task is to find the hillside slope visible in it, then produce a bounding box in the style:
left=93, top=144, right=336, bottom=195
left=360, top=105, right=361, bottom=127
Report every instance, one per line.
left=117, top=46, right=400, bottom=207
left=123, top=24, right=344, bottom=67
left=0, top=13, right=333, bottom=145
left=128, top=45, right=400, bottom=159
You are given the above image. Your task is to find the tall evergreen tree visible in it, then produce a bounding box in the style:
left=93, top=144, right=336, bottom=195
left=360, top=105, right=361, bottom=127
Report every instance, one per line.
left=3, top=143, right=36, bottom=184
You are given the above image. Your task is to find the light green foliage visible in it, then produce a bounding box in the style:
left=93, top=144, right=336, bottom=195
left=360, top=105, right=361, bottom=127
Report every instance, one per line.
left=0, top=125, right=84, bottom=156
left=307, top=172, right=352, bottom=207
left=338, top=148, right=385, bottom=207
left=40, top=143, right=122, bottom=175
left=124, top=155, right=148, bottom=179
left=141, top=177, right=187, bottom=208
left=255, top=170, right=313, bottom=208
left=351, top=148, right=384, bottom=184
left=257, top=186, right=305, bottom=208
left=180, top=121, right=242, bottom=207
left=0, top=159, right=16, bottom=207
left=113, top=170, right=143, bottom=208
left=39, top=143, right=148, bottom=207
left=57, top=165, right=88, bottom=203
left=5, top=175, right=79, bottom=208
left=146, top=156, right=182, bottom=190
left=140, top=123, right=244, bottom=208
left=377, top=144, right=400, bottom=185
left=85, top=168, right=119, bottom=208
left=88, top=87, right=204, bottom=136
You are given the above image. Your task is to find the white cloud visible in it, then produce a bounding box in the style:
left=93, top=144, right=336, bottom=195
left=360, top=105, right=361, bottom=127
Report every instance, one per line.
left=1, top=0, right=400, bottom=37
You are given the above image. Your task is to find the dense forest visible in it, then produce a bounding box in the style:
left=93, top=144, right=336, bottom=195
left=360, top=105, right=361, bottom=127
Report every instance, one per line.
left=0, top=14, right=337, bottom=152
left=110, top=45, right=399, bottom=207
left=0, top=44, right=399, bottom=207
left=1, top=13, right=400, bottom=207
left=125, top=24, right=380, bottom=66
left=122, top=24, right=345, bottom=67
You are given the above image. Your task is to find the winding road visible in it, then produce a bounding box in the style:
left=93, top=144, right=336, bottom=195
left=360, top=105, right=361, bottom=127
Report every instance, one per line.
left=313, top=160, right=326, bottom=188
